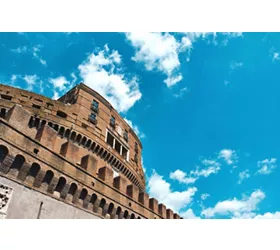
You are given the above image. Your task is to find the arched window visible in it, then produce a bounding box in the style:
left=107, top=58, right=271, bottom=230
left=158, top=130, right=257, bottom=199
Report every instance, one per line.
left=54, top=177, right=66, bottom=193
left=28, top=163, right=40, bottom=178
left=34, top=117, right=40, bottom=129
left=0, top=145, right=9, bottom=163
left=76, top=134, right=82, bottom=144
left=98, top=148, right=104, bottom=157
left=68, top=183, right=78, bottom=196
left=79, top=188, right=88, bottom=200
left=10, top=154, right=25, bottom=171
left=137, top=216, right=141, bottom=219
left=99, top=198, right=106, bottom=209
left=123, top=210, right=129, bottom=219
left=58, top=127, right=65, bottom=137
left=56, top=110, right=67, bottom=119
left=42, top=170, right=54, bottom=185
left=108, top=203, right=114, bottom=214
left=81, top=137, right=87, bottom=146
left=41, top=120, right=46, bottom=127
left=116, top=207, right=122, bottom=217
left=86, top=140, right=92, bottom=148
left=94, top=145, right=100, bottom=153
left=90, top=193, right=98, bottom=205
left=48, top=122, right=53, bottom=128
left=102, top=151, right=107, bottom=159
left=130, top=213, right=135, bottom=219
left=70, top=132, right=76, bottom=141
left=90, top=142, right=96, bottom=151
left=53, top=124, right=59, bottom=131
left=65, top=129, right=70, bottom=139
left=28, top=116, right=34, bottom=127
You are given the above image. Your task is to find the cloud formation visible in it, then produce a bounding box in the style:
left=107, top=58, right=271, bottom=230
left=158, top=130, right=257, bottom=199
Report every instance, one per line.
left=257, top=158, right=277, bottom=175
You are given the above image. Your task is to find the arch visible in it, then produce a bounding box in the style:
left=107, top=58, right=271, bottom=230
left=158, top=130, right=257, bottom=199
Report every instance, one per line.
left=41, top=120, right=47, bottom=127
left=28, top=116, right=34, bottom=127
left=108, top=155, right=114, bottom=163
left=70, top=131, right=76, bottom=141
left=98, top=148, right=104, bottom=156
left=54, top=176, right=66, bottom=193
left=99, top=198, right=106, bottom=209
left=27, top=163, right=40, bottom=178
left=58, top=127, right=65, bottom=137
left=0, top=108, right=6, bottom=118
left=68, top=183, right=78, bottom=196
left=48, top=122, right=53, bottom=128
left=123, top=210, right=129, bottom=219
left=76, top=134, right=82, bottom=144
left=10, top=154, right=25, bottom=172
left=42, top=170, right=54, bottom=185
left=34, top=117, right=40, bottom=129
left=79, top=188, right=88, bottom=200
left=90, top=193, right=98, bottom=205
left=111, top=158, right=117, bottom=165
left=130, top=213, right=135, bottom=219
left=81, top=136, right=87, bottom=146
left=94, top=145, right=100, bottom=153
left=0, top=145, right=9, bottom=163
left=105, top=153, right=111, bottom=161
left=116, top=206, right=122, bottom=217
left=65, top=129, right=71, bottom=139
left=119, top=165, right=124, bottom=172
left=86, top=139, right=92, bottom=148
left=53, top=124, right=59, bottom=131
left=90, top=142, right=96, bottom=151
left=137, top=216, right=141, bottom=219
left=102, top=150, right=108, bottom=159
left=108, top=203, right=114, bottom=214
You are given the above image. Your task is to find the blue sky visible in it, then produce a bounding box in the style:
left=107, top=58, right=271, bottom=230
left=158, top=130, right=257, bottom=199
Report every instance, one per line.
left=1, top=32, right=280, bottom=219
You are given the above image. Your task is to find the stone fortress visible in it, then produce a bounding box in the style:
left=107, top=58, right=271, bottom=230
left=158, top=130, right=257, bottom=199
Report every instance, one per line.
left=0, top=83, right=182, bottom=219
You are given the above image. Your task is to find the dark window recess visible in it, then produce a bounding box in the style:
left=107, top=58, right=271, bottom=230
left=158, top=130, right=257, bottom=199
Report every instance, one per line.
left=32, top=104, right=41, bottom=110
left=106, top=131, right=114, bottom=147
left=115, top=140, right=121, bottom=154
left=135, top=142, right=139, bottom=154
left=33, top=148, right=39, bottom=154
left=110, top=116, right=115, bottom=127
left=122, top=147, right=128, bottom=159
left=134, top=154, right=138, bottom=165
left=91, top=100, right=99, bottom=112
left=82, top=123, right=88, bottom=129
left=56, top=110, right=67, bottom=118
left=21, top=94, right=28, bottom=98
left=1, top=94, right=12, bottom=100
left=35, top=98, right=43, bottom=103
left=124, top=130, right=128, bottom=142
left=89, top=113, right=97, bottom=124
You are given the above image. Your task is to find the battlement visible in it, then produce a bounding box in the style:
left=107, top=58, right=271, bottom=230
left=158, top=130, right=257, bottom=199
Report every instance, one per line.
left=0, top=83, right=182, bottom=219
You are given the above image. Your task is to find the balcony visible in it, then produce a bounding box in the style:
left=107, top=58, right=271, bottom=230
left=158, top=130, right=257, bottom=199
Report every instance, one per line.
left=110, top=118, right=115, bottom=128
left=89, top=114, right=97, bottom=125
left=91, top=103, right=99, bottom=113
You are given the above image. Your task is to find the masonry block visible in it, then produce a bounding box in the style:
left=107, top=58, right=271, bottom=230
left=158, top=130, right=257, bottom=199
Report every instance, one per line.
left=60, top=141, right=80, bottom=163
left=113, top=175, right=127, bottom=193
left=138, top=192, right=149, bottom=207
left=98, top=166, right=113, bottom=184
left=6, top=104, right=31, bottom=133
left=166, top=209, right=174, bottom=219
left=158, top=204, right=166, bottom=218
left=126, top=184, right=139, bottom=200
left=35, top=124, right=57, bottom=150
left=174, top=213, right=180, bottom=219
left=81, top=154, right=97, bottom=175
left=149, top=198, right=158, bottom=213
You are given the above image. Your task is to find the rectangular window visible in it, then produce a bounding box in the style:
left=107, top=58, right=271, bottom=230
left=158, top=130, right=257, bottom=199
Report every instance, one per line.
left=122, top=147, right=128, bottom=159
left=1, top=94, right=12, bottom=100
left=115, top=140, right=121, bottom=154
left=32, top=104, right=41, bottom=110
left=106, top=131, right=114, bottom=147
left=124, top=130, right=128, bottom=142
left=91, top=100, right=99, bottom=112
left=89, top=113, right=97, bottom=124
left=110, top=116, right=115, bottom=127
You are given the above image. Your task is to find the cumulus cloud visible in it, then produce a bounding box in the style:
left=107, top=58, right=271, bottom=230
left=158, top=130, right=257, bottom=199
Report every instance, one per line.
left=170, top=159, right=221, bottom=185
left=218, top=149, right=238, bottom=165
left=253, top=212, right=280, bottom=219
left=148, top=170, right=197, bottom=213
left=78, top=45, right=142, bottom=113
left=238, top=169, right=250, bottom=184
left=201, top=190, right=265, bottom=218
left=124, top=118, right=145, bottom=139
left=257, top=158, right=277, bottom=175
left=181, top=208, right=201, bottom=219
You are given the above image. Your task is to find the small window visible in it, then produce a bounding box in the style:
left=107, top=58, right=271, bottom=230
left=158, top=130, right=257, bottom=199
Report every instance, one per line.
left=56, top=110, right=67, bottom=118
left=106, top=131, right=114, bottom=147
left=21, top=94, right=28, bottom=98
left=89, top=113, right=97, bottom=124
left=46, top=102, right=54, bottom=108
left=115, top=140, right=121, bottom=154
left=82, top=123, right=88, bottom=129
left=135, top=142, right=139, bottom=154
left=35, top=98, right=43, bottom=103
left=122, top=147, right=128, bottom=160
left=91, top=100, right=99, bottom=112
left=124, top=130, right=128, bottom=142
left=32, top=104, right=41, bottom=110
left=110, top=116, right=115, bottom=127
left=134, top=154, right=138, bottom=165
left=1, top=94, right=12, bottom=100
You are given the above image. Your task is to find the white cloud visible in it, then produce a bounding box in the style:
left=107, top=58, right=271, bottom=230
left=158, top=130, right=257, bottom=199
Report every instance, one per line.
left=273, top=52, right=280, bottom=61
left=254, top=212, right=280, bottom=219
left=124, top=118, right=145, bottom=139
left=218, top=149, right=238, bottom=165
left=201, top=193, right=210, bottom=200
left=126, top=32, right=188, bottom=87
left=201, top=190, right=265, bottom=218
left=23, top=75, right=40, bottom=91
left=181, top=208, right=201, bottom=219
left=238, top=169, right=250, bottom=184
left=52, top=91, right=60, bottom=100
left=78, top=45, right=142, bottom=113
left=11, top=46, right=28, bottom=54
left=11, top=75, right=17, bottom=84
left=173, top=86, right=189, bottom=98
left=170, top=159, right=221, bottom=185
left=257, top=158, right=277, bottom=175
left=148, top=170, right=197, bottom=213
left=49, top=76, right=70, bottom=91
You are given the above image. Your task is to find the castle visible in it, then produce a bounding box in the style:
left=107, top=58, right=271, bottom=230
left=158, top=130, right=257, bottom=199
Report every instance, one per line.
left=0, top=83, right=181, bottom=219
